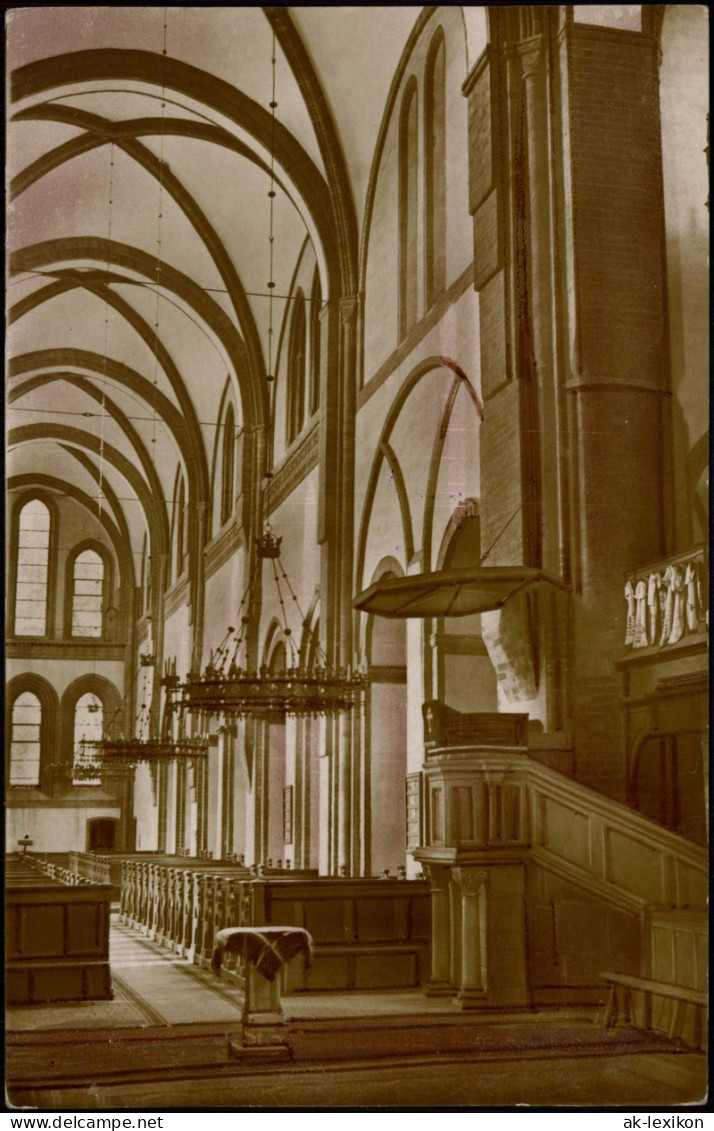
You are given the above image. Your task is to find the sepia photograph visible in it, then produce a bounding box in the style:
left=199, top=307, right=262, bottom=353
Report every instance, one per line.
left=4, top=3, right=709, bottom=1113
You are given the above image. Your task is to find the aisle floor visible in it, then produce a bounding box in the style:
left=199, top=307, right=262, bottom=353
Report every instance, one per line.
left=5, top=915, right=709, bottom=1111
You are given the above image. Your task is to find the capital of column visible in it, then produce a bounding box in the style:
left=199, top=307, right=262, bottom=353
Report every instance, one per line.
left=339, top=294, right=359, bottom=325
left=452, top=867, right=488, bottom=896
left=422, top=862, right=451, bottom=893
left=518, top=37, right=545, bottom=81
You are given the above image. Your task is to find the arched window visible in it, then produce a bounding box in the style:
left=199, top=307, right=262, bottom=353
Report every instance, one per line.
left=269, top=638, right=287, bottom=674
left=399, top=79, right=419, bottom=339
left=70, top=548, right=105, bottom=637
left=309, top=270, right=322, bottom=415
left=140, top=533, right=148, bottom=614
left=73, top=692, right=103, bottom=785
left=221, top=403, right=235, bottom=525
left=425, top=29, right=446, bottom=308
left=286, top=290, right=306, bottom=445
left=145, top=536, right=153, bottom=613
left=172, top=470, right=187, bottom=581
left=10, top=691, right=42, bottom=786
left=14, top=498, right=51, bottom=636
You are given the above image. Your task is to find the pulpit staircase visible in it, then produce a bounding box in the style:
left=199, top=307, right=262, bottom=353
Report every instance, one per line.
left=415, top=705, right=707, bottom=1048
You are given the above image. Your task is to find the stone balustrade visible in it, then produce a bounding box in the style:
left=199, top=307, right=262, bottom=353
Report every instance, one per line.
left=623, top=545, right=707, bottom=650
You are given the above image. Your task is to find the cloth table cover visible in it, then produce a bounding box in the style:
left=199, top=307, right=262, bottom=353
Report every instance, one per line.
left=212, top=926, right=313, bottom=982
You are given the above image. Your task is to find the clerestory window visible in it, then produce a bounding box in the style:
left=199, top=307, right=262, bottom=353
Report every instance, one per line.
left=71, top=548, right=105, bottom=637
left=14, top=498, right=51, bottom=636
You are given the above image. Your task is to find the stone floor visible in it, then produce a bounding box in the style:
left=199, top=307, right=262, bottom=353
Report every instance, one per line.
left=5, top=915, right=709, bottom=1111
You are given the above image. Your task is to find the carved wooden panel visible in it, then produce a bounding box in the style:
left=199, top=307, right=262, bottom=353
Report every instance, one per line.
left=423, top=700, right=527, bottom=748
left=405, top=772, right=422, bottom=850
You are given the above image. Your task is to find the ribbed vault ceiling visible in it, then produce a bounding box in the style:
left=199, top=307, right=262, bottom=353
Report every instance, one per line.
left=7, top=6, right=423, bottom=585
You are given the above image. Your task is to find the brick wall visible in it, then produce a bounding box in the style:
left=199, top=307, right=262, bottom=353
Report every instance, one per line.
left=566, top=28, right=667, bottom=386
left=466, top=18, right=672, bottom=799
left=563, top=25, right=669, bottom=796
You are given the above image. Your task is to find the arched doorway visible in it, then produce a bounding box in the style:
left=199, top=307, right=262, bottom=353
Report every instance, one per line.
left=86, top=817, right=117, bottom=853
left=631, top=731, right=706, bottom=844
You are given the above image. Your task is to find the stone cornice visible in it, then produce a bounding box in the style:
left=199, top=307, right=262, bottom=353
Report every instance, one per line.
left=432, top=633, right=488, bottom=656
left=204, top=519, right=244, bottom=579
left=7, top=791, right=121, bottom=809
left=6, top=641, right=125, bottom=661
left=267, top=420, right=320, bottom=514
left=358, top=264, right=474, bottom=409
left=164, top=574, right=190, bottom=619
left=367, top=664, right=407, bottom=684
left=461, top=42, right=491, bottom=98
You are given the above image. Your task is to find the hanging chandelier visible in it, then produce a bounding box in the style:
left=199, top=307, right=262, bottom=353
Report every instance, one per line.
left=178, top=529, right=367, bottom=719
left=98, top=736, right=209, bottom=767
left=175, top=37, right=366, bottom=722
left=89, top=668, right=209, bottom=768
left=96, top=12, right=208, bottom=767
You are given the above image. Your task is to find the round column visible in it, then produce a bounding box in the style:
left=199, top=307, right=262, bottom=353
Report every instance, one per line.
left=453, top=866, right=488, bottom=1008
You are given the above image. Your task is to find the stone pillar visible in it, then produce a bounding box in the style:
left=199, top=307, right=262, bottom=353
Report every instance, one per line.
left=337, top=710, right=352, bottom=874
left=318, top=295, right=359, bottom=876
left=452, top=867, right=488, bottom=1008
left=422, top=863, right=454, bottom=996
left=191, top=501, right=208, bottom=672
left=448, top=872, right=462, bottom=991
left=464, top=9, right=671, bottom=800
left=246, top=967, right=282, bottom=1016
left=558, top=14, right=670, bottom=798
left=213, top=723, right=228, bottom=861
left=485, top=863, right=530, bottom=1007
left=100, top=764, right=135, bottom=851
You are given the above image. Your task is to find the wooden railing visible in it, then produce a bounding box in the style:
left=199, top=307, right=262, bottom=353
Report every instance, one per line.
left=118, top=858, right=430, bottom=992
left=69, top=851, right=113, bottom=886
left=602, top=973, right=706, bottom=1049
left=25, top=853, right=105, bottom=888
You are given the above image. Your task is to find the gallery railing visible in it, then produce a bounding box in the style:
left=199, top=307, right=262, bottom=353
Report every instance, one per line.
left=623, top=545, right=707, bottom=650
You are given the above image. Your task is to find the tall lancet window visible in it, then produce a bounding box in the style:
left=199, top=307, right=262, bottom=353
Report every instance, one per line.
left=10, top=691, right=42, bottom=787
left=73, top=693, right=103, bottom=785
left=399, top=79, right=419, bottom=339
left=309, top=270, right=322, bottom=415
left=14, top=498, right=51, bottom=636
left=221, top=403, right=236, bottom=525
left=425, top=28, right=446, bottom=307
left=71, top=548, right=104, bottom=637
left=174, top=471, right=187, bottom=580
left=287, top=290, right=306, bottom=444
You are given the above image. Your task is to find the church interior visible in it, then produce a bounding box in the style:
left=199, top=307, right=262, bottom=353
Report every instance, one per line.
left=5, top=4, right=708, bottom=1110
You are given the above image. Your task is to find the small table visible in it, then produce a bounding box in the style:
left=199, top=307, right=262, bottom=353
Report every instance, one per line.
left=212, top=926, right=313, bottom=1060
left=17, top=838, right=34, bottom=857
